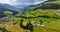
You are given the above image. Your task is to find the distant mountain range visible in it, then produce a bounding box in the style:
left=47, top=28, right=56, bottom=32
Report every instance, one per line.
left=0, top=3, right=30, bottom=18
left=12, top=5, right=28, bottom=9
left=0, top=4, right=20, bottom=11
left=0, top=3, right=18, bottom=18
left=0, top=0, right=48, bottom=18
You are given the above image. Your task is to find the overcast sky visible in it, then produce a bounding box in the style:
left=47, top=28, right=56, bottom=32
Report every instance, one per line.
left=0, top=0, right=47, bottom=5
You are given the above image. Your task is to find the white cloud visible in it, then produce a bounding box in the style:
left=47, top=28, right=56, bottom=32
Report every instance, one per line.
left=17, top=0, right=48, bottom=5
left=23, top=2, right=32, bottom=5
left=12, top=0, right=16, bottom=2
left=0, top=0, right=48, bottom=5
left=0, top=0, right=11, bottom=4
left=0, top=0, right=17, bottom=5
left=34, top=0, right=48, bottom=4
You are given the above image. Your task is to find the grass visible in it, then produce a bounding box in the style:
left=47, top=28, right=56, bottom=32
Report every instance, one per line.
left=0, top=30, right=2, bottom=32
left=0, top=13, right=60, bottom=32
left=0, top=9, right=60, bottom=32
left=24, top=9, right=56, bottom=17
left=0, top=17, right=23, bottom=32
left=45, top=21, right=60, bottom=30
left=21, top=17, right=60, bottom=32
left=20, top=8, right=60, bottom=32
left=0, top=0, right=60, bottom=32
left=45, top=0, right=60, bottom=4
left=33, top=26, right=60, bottom=32
left=33, top=20, right=60, bottom=32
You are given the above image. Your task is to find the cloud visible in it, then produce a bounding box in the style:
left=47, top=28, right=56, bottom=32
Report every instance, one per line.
left=0, top=0, right=48, bottom=5
left=0, top=0, right=11, bottom=4
left=16, top=0, right=48, bottom=5
left=34, top=0, right=48, bottom=4
left=0, top=0, right=17, bottom=5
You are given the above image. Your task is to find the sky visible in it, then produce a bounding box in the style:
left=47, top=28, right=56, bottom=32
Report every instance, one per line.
left=0, top=0, right=48, bottom=5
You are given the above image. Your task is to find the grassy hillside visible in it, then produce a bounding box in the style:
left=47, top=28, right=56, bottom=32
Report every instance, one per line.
left=45, top=0, right=60, bottom=4
left=20, top=0, right=60, bottom=32
left=1, top=0, right=60, bottom=32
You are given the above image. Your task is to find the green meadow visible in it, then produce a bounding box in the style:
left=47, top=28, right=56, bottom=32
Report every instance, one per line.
left=0, top=0, right=60, bottom=32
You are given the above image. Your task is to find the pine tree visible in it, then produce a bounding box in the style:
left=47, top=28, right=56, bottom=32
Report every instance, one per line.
left=26, top=21, right=33, bottom=32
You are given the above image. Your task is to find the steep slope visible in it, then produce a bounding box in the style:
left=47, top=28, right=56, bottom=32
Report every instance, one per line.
left=24, top=0, right=60, bottom=10
left=0, top=3, right=18, bottom=18
left=21, top=0, right=60, bottom=17
left=22, top=0, right=60, bottom=32
left=2, top=4, right=20, bottom=11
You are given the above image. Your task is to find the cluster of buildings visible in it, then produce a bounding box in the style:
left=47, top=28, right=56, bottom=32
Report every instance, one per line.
left=31, top=20, right=45, bottom=27
left=0, top=16, right=13, bottom=24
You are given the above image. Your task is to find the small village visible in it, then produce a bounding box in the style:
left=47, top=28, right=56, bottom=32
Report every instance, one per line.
left=31, top=20, right=45, bottom=27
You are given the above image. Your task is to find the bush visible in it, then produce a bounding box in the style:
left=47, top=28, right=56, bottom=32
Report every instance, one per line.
left=26, top=21, right=33, bottom=32
left=0, top=28, right=8, bottom=32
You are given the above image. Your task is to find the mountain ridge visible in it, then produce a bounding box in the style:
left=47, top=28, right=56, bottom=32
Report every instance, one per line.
left=0, top=3, right=18, bottom=18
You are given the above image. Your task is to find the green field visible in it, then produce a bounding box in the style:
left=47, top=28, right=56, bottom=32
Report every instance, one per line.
left=0, top=0, right=60, bottom=32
